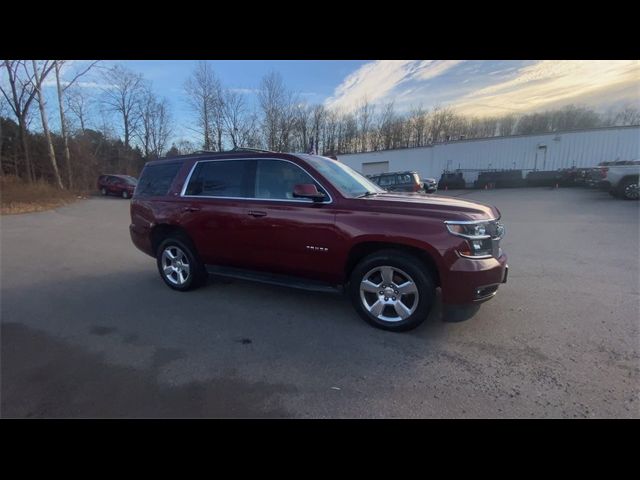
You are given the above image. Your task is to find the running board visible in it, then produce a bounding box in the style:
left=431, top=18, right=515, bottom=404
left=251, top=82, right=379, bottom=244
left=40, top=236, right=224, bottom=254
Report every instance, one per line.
left=205, top=265, right=343, bottom=294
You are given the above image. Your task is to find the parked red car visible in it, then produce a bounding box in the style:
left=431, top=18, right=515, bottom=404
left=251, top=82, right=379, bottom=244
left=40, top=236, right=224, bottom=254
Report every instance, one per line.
left=130, top=149, right=508, bottom=331
left=98, top=174, right=138, bottom=199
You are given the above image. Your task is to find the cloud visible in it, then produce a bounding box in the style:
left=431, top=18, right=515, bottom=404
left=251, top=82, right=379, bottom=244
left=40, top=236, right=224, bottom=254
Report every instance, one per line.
left=229, top=88, right=258, bottom=94
left=324, top=60, right=463, bottom=112
left=453, top=60, right=640, bottom=116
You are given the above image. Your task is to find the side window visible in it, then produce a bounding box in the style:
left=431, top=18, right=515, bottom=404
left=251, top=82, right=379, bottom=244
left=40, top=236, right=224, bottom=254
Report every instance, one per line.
left=380, top=175, right=394, bottom=187
left=136, top=163, right=181, bottom=197
left=185, top=160, right=254, bottom=198
left=255, top=160, right=321, bottom=200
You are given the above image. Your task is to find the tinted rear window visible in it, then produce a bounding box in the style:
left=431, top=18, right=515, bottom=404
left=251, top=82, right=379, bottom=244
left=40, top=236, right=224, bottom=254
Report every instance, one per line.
left=185, top=160, right=255, bottom=197
left=135, top=163, right=181, bottom=197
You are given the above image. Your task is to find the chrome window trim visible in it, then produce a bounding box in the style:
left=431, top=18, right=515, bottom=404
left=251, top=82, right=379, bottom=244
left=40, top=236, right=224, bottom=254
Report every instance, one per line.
left=179, top=157, right=334, bottom=204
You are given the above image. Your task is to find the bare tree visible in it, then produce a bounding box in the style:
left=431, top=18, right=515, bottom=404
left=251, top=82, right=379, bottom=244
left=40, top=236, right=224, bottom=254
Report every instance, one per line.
left=30, top=60, right=63, bottom=188
left=258, top=72, right=298, bottom=151
left=101, top=64, right=145, bottom=150
left=220, top=88, right=257, bottom=149
left=376, top=102, right=396, bottom=151
left=184, top=61, right=221, bottom=151
left=0, top=60, right=42, bottom=182
left=66, top=86, right=92, bottom=133
left=497, top=114, right=517, bottom=136
left=613, top=104, right=640, bottom=126
left=53, top=60, right=99, bottom=188
left=407, top=106, right=427, bottom=147
left=321, top=108, right=339, bottom=155
left=356, top=98, right=374, bottom=152
left=138, top=87, right=173, bottom=158
left=310, top=104, right=325, bottom=154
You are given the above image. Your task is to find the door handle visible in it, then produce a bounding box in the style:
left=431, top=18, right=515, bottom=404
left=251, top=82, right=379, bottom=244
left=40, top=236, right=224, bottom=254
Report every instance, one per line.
left=248, top=210, right=267, bottom=217
left=182, top=206, right=201, bottom=213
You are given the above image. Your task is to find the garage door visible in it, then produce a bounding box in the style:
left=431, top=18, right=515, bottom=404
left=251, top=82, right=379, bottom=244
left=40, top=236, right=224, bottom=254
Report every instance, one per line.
left=362, top=161, right=389, bottom=175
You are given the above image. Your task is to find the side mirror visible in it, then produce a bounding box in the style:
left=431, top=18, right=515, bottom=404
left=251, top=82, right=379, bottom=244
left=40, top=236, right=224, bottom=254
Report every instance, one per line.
left=293, top=183, right=326, bottom=202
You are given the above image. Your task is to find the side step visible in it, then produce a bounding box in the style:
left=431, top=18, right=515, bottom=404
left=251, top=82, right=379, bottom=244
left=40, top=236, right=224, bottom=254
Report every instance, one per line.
left=205, top=265, right=343, bottom=294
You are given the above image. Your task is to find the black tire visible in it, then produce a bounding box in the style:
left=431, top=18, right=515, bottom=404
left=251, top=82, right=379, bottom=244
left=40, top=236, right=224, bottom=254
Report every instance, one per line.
left=156, top=235, right=207, bottom=291
left=348, top=249, right=435, bottom=332
left=617, top=176, right=639, bottom=200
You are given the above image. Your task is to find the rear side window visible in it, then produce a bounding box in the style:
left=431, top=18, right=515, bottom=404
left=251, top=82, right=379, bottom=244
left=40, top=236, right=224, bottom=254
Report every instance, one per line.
left=136, top=163, right=181, bottom=197
left=185, top=160, right=254, bottom=197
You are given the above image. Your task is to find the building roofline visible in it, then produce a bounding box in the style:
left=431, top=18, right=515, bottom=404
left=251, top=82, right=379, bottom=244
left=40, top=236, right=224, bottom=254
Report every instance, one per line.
left=337, top=124, right=640, bottom=157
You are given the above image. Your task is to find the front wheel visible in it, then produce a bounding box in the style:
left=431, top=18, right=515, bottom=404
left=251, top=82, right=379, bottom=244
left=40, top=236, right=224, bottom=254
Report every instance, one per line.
left=349, top=250, right=435, bottom=332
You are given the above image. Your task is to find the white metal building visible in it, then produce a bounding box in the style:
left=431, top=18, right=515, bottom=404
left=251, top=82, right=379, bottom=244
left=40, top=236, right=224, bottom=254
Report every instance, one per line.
left=337, top=125, right=640, bottom=185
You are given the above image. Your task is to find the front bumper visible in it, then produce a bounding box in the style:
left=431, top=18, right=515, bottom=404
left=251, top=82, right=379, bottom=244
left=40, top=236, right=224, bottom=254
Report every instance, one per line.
left=440, top=253, right=508, bottom=304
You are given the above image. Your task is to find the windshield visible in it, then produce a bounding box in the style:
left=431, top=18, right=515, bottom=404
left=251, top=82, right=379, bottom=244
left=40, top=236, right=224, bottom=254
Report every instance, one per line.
left=302, top=155, right=385, bottom=198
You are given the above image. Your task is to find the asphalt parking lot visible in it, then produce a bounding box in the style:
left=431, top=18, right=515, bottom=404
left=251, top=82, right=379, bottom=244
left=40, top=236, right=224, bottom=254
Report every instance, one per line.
left=1, top=187, right=638, bottom=418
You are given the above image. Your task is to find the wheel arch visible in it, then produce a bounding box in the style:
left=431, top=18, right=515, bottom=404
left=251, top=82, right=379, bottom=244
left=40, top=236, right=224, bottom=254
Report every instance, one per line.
left=344, top=239, right=442, bottom=288
left=150, top=223, right=195, bottom=256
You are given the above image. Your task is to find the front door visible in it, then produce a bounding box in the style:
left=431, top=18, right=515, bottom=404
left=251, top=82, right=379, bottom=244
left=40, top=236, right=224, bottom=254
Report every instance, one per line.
left=241, top=159, right=342, bottom=283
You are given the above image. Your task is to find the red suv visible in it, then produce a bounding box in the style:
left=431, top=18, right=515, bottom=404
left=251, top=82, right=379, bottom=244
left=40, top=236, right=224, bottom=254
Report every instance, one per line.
left=130, top=149, right=508, bottom=331
left=98, top=174, right=138, bottom=199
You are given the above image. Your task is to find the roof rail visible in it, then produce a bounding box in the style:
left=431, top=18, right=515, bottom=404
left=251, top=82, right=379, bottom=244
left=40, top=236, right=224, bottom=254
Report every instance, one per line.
left=189, top=147, right=276, bottom=155
left=228, top=147, right=275, bottom=153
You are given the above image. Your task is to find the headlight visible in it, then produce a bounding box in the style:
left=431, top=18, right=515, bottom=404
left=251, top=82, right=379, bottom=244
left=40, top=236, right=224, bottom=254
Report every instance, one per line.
left=446, top=222, right=488, bottom=238
left=445, top=220, right=504, bottom=258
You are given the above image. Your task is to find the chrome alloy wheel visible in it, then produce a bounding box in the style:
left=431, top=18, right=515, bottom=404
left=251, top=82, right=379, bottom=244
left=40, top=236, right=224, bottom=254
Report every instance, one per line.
left=624, top=182, right=639, bottom=200
left=161, top=246, right=191, bottom=285
left=359, top=266, right=419, bottom=322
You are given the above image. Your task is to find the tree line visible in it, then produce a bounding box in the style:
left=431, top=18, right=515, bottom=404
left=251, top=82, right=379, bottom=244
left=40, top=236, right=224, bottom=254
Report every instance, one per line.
left=2, top=60, right=639, bottom=191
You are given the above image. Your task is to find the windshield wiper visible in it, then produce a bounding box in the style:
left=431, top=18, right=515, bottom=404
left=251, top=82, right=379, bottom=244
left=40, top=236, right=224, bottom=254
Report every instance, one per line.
left=356, top=191, right=380, bottom=198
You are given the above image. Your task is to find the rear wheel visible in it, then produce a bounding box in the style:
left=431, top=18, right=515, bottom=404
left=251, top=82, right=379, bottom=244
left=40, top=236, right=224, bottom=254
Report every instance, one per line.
left=156, top=236, right=206, bottom=291
left=618, top=177, right=639, bottom=200
left=349, top=250, right=435, bottom=332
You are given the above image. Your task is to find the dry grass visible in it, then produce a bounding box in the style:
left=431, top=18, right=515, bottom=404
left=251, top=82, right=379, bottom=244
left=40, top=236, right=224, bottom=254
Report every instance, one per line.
left=1, top=176, right=84, bottom=215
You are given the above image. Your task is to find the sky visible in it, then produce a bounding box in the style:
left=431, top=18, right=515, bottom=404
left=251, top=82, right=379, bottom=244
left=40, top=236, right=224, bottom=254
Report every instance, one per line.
left=17, top=60, right=640, bottom=143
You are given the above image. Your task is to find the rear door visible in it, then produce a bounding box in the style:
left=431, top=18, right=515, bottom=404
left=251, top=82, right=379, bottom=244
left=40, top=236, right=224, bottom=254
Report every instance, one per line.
left=178, top=159, right=257, bottom=267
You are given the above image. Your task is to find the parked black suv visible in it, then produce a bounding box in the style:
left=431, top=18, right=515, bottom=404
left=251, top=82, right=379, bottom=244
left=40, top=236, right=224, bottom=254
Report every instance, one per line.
left=368, top=171, right=436, bottom=193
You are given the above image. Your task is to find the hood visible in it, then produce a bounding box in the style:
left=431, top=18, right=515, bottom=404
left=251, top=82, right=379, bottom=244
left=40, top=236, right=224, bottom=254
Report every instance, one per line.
left=356, top=192, right=499, bottom=222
